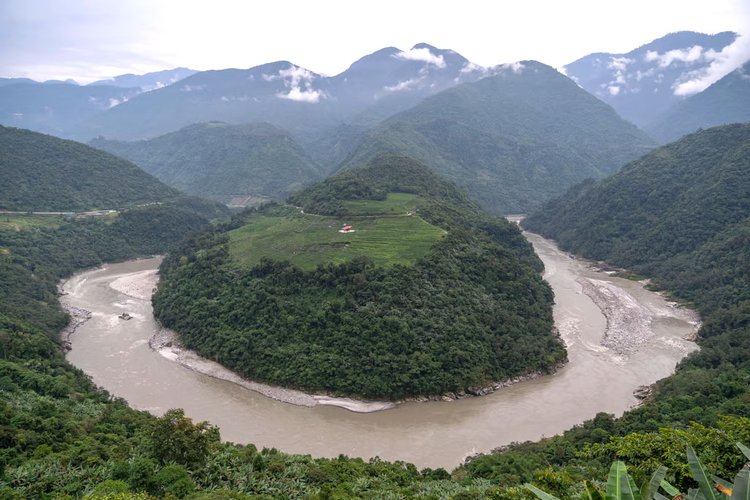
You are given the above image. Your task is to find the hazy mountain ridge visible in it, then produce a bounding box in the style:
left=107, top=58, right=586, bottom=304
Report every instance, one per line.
left=90, top=121, right=323, bottom=203
left=564, top=31, right=739, bottom=127
left=340, top=60, right=655, bottom=213
left=0, top=81, right=140, bottom=138
left=88, top=67, right=197, bottom=91
left=646, top=61, right=750, bottom=142
left=2, top=44, right=489, bottom=143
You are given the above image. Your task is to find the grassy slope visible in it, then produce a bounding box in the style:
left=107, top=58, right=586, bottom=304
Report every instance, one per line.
left=228, top=194, right=445, bottom=270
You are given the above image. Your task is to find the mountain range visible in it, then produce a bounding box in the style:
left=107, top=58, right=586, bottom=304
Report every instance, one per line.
left=564, top=31, right=739, bottom=128
left=646, top=60, right=750, bottom=142
left=339, top=61, right=655, bottom=213
left=2, top=34, right=748, bottom=154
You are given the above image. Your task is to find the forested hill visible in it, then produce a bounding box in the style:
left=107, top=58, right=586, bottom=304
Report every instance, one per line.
left=153, top=155, right=566, bottom=400
left=90, top=122, right=323, bottom=204
left=0, top=125, right=179, bottom=211
left=523, top=123, right=750, bottom=311
left=339, top=61, right=655, bottom=214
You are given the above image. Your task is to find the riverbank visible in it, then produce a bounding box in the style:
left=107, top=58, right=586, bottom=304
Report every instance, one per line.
left=149, top=327, right=396, bottom=412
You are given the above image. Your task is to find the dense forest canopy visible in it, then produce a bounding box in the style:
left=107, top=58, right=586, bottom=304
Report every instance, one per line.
left=90, top=122, right=324, bottom=204
left=0, top=125, right=181, bottom=211
left=153, top=155, right=566, bottom=399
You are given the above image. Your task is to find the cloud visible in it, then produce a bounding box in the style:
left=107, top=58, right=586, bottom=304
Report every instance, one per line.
left=489, top=61, right=525, bottom=75
left=672, top=34, right=750, bottom=95
left=393, top=47, right=446, bottom=68
left=607, top=85, right=621, bottom=96
left=384, top=78, right=422, bottom=92
left=264, top=64, right=326, bottom=103
left=108, top=97, right=126, bottom=108
left=460, top=61, right=485, bottom=74
left=278, top=87, right=324, bottom=102
left=607, top=57, right=633, bottom=72
left=180, top=83, right=205, bottom=92
left=645, top=45, right=705, bottom=68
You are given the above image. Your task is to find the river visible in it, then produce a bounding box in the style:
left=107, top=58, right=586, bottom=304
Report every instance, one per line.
left=62, top=232, right=698, bottom=470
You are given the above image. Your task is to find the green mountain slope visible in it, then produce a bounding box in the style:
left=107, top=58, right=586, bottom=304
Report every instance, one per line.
left=90, top=122, right=323, bottom=203
left=458, top=123, right=750, bottom=494
left=646, top=61, right=750, bottom=143
left=0, top=125, right=180, bottom=211
left=153, top=155, right=565, bottom=399
left=340, top=61, right=655, bottom=214
left=523, top=123, right=750, bottom=296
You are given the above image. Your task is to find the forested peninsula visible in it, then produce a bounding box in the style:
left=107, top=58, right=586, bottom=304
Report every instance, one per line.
left=153, top=155, right=567, bottom=400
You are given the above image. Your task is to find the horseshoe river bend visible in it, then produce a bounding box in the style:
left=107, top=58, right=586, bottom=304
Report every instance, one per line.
left=61, top=230, right=699, bottom=470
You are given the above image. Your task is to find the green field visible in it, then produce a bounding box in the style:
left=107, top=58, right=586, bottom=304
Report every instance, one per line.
left=0, top=214, right=64, bottom=231
left=341, top=192, right=421, bottom=215
left=229, top=195, right=445, bottom=270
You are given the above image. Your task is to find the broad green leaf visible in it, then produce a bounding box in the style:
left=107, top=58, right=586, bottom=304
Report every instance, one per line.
left=628, top=475, right=644, bottom=500
left=686, top=488, right=706, bottom=500
left=582, top=481, right=606, bottom=500
left=660, top=479, right=681, bottom=497
left=652, top=493, right=670, bottom=500
left=732, top=468, right=749, bottom=500
left=524, top=483, right=561, bottom=500
left=688, top=445, right=718, bottom=500
left=641, top=466, right=668, bottom=499
left=607, top=461, right=628, bottom=499
left=738, top=443, right=750, bottom=462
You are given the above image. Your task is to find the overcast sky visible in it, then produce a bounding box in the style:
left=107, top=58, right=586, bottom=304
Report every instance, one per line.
left=1, top=0, right=748, bottom=84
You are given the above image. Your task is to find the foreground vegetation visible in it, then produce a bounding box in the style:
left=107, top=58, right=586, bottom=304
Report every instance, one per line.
left=154, top=155, right=565, bottom=399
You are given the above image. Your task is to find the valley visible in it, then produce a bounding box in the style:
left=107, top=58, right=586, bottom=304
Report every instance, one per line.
left=2, top=14, right=749, bottom=496
left=62, top=230, right=698, bottom=469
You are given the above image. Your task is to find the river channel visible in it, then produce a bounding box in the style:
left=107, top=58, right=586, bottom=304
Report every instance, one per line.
left=62, top=232, right=699, bottom=470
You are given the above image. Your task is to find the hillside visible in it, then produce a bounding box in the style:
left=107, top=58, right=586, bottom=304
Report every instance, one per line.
left=340, top=61, right=655, bottom=214
left=564, top=31, right=738, bottom=127
left=646, top=61, right=750, bottom=143
left=0, top=81, right=139, bottom=138
left=0, top=125, right=182, bottom=211
left=91, top=122, right=323, bottom=203
left=153, top=155, right=566, bottom=400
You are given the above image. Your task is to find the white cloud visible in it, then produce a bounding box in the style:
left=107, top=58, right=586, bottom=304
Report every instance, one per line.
left=607, top=57, right=633, bottom=72
left=393, top=47, right=446, bottom=68
left=607, top=85, right=621, bottom=96
left=108, top=97, right=126, bottom=107
left=264, top=64, right=326, bottom=103
left=672, top=34, right=750, bottom=95
left=180, top=84, right=205, bottom=92
left=278, top=87, right=324, bottom=102
left=648, top=45, right=706, bottom=68
left=460, top=61, right=485, bottom=74
left=490, top=61, right=525, bottom=75
left=384, top=77, right=422, bottom=92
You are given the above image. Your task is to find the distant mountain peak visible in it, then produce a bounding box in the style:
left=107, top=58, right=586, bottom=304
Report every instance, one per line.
left=563, top=31, right=741, bottom=126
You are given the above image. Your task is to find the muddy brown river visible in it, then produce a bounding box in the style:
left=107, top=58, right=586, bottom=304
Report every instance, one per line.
left=62, top=232, right=699, bottom=470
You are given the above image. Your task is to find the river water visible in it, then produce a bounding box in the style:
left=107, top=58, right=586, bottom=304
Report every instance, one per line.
left=62, top=232, right=698, bottom=470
